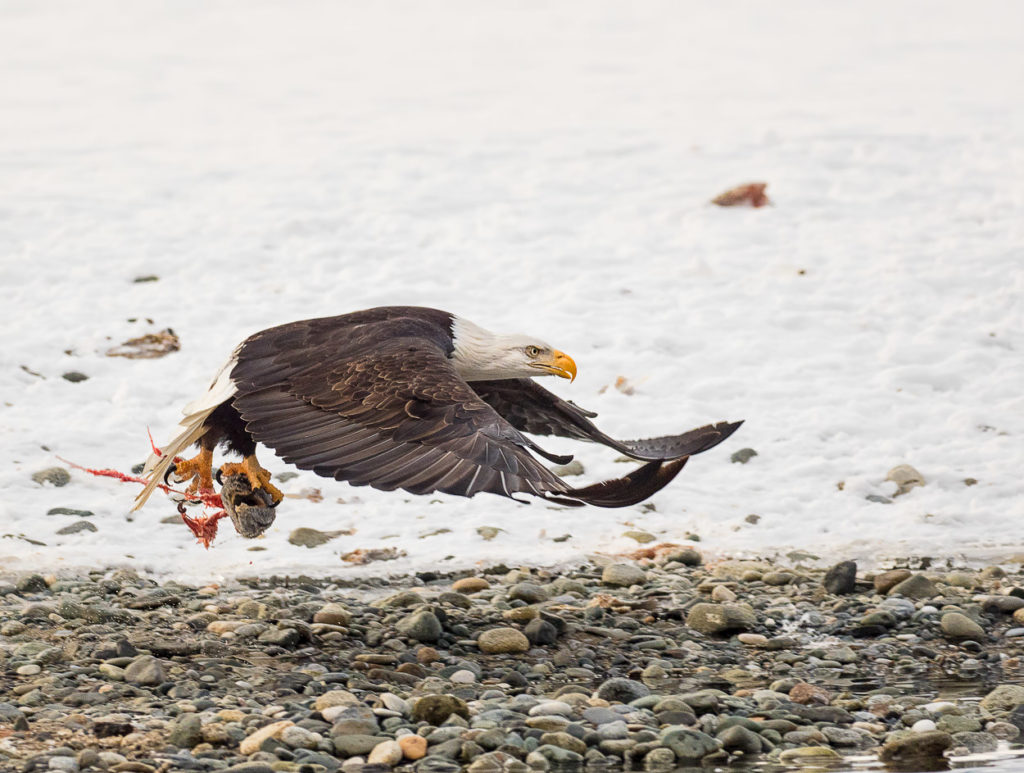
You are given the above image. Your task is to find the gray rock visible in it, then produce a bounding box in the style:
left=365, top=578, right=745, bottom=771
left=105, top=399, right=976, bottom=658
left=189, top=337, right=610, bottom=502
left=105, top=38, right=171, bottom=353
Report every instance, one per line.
left=660, top=727, right=719, bottom=762
left=397, top=609, right=443, bottom=642
left=328, top=706, right=379, bottom=736
left=56, top=520, right=97, bottom=535
left=823, top=560, right=857, bottom=595
left=509, top=582, right=548, bottom=604
left=46, top=508, right=93, bottom=517
left=220, top=764, right=276, bottom=773
left=686, top=602, right=757, bottom=635
left=731, top=448, right=757, bottom=464
left=167, top=714, right=203, bottom=748
left=822, top=726, right=865, bottom=747
left=582, top=707, right=621, bottom=725
left=258, top=627, right=300, bottom=647
left=527, top=744, right=584, bottom=765
left=524, top=618, right=558, bottom=645
left=872, top=573, right=913, bottom=593
left=601, top=563, right=647, bottom=587
left=889, top=573, right=938, bottom=599
left=666, top=548, right=702, bottom=566
left=981, top=595, right=1024, bottom=613
left=32, top=467, right=70, bottom=487
left=412, top=695, right=470, bottom=725
left=595, top=677, right=650, bottom=703
left=936, top=715, right=982, bottom=734
left=124, top=655, right=166, bottom=686
left=62, top=371, right=89, bottom=383
left=941, top=612, right=986, bottom=640
left=716, top=725, right=762, bottom=755
left=16, top=574, right=48, bottom=593
left=980, top=685, right=1024, bottom=714
left=879, top=731, right=952, bottom=763
left=467, top=751, right=528, bottom=773
left=288, top=527, right=340, bottom=548
left=332, top=734, right=383, bottom=757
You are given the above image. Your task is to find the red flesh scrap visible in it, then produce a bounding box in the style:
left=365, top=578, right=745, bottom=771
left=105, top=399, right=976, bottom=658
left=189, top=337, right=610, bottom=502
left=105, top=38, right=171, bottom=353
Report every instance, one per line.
left=57, top=446, right=227, bottom=549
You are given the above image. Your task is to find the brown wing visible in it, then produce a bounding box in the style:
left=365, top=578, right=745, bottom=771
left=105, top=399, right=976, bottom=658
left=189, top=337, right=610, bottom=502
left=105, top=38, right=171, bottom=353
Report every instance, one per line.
left=228, top=313, right=688, bottom=507
left=471, top=378, right=743, bottom=460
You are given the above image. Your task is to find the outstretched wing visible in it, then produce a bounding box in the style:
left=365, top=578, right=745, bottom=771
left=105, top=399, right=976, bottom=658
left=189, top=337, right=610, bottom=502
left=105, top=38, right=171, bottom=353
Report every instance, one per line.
left=471, top=378, right=743, bottom=460
left=228, top=315, right=686, bottom=507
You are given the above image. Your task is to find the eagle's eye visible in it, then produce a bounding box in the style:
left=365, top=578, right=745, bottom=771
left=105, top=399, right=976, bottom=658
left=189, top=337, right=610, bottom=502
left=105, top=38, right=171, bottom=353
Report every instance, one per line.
left=525, top=345, right=541, bottom=358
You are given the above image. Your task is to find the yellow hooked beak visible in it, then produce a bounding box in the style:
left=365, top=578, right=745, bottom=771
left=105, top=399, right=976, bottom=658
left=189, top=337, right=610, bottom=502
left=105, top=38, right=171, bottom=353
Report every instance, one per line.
left=532, top=349, right=577, bottom=382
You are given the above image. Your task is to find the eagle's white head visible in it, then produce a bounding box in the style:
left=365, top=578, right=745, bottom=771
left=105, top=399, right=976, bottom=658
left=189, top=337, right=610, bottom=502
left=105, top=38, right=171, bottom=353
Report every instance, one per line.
left=450, top=316, right=577, bottom=383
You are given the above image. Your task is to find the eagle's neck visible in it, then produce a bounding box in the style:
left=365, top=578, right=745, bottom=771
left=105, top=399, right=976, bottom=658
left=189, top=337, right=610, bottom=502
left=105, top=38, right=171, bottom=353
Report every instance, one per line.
left=449, top=316, right=526, bottom=382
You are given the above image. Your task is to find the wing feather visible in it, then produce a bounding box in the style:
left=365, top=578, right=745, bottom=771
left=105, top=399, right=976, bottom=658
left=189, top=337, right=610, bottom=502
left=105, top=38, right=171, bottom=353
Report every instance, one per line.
left=224, top=310, right=737, bottom=507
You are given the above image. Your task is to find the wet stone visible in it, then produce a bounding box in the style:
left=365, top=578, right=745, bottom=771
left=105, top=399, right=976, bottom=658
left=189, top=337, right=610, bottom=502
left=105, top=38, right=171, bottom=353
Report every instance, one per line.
left=32, top=467, right=71, bottom=487
left=596, top=677, right=650, bottom=703
left=823, top=560, right=857, bottom=594
left=889, top=573, right=938, bottom=599
left=56, top=520, right=99, bottom=536
left=47, top=507, right=94, bottom=517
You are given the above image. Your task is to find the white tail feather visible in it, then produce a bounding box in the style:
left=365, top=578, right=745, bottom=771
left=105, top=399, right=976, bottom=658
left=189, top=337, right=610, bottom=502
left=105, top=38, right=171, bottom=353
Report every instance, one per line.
left=132, top=352, right=239, bottom=511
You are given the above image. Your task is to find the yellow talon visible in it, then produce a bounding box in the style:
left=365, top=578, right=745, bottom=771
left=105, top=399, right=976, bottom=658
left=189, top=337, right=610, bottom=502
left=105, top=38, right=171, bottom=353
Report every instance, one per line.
left=171, top=447, right=215, bottom=496
left=219, top=455, right=283, bottom=504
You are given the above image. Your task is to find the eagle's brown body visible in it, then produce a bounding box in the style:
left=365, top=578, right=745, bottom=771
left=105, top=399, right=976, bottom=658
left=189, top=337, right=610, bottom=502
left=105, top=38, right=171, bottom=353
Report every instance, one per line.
left=134, top=306, right=741, bottom=511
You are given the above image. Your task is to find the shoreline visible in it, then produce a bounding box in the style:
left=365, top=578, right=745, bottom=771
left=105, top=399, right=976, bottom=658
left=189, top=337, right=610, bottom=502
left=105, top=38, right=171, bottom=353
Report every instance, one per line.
left=3, top=551, right=1024, bottom=771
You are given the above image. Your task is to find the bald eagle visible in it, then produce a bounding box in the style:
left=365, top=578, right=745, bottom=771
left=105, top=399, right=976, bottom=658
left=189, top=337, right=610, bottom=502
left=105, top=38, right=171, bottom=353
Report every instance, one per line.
left=133, top=307, right=741, bottom=515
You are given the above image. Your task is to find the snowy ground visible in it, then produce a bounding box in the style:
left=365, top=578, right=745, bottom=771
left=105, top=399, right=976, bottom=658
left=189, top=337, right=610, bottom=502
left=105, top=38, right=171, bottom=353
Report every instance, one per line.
left=1, top=1, right=1022, bottom=582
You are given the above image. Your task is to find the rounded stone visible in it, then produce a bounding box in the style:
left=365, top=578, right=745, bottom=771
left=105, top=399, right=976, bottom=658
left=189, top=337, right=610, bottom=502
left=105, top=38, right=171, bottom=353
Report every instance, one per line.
left=478, top=627, right=530, bottom=654
left=123, top=655, right=166, bottom=686
left=889, top=573, right=938, bottom=599
left=313, top=602, right=352, bottom=626
left=601, top=563, right=647, bottom=587
left=509, top=582, right=548, bottom=604
left=659, top=727, right=719, bottom=762
left=32, top=467, right=71, bottom=487
left=823, top=560, right=857, bottom=595
left=879, top=730, right=953, bottom=763
left=281, top=724, right=322, bottom=749
left=452, top=577, right=490, bottom=594
left=367, top=739, right=403, bottom=766
left=239, top=720, right=294, bottom=756
left=524, top=618, right=558, bottom=645
left=411, top=694, right=470, bottom=725
left=717, top=725, right=762, bottom=754
left=399, top=734, right=428, bottom=760
left=686, top=602, right=757, bottom=635
left=167, top=714, right=203, bottom=748
left=315, top=690, right=361, bottom=711
left=873, top=569, right=912, bottom=594
left=595, top=677, right=650, bottom=703
left=940, top=612, right=986, bottom=640
left=397, top=609, right=443, bottom=642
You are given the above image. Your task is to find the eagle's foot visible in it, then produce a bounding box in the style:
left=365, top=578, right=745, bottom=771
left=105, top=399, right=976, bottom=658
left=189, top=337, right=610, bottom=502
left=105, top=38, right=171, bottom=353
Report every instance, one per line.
left=169, top=447, right=216, bottom=499
left=219, top=455, right=283, bottom=505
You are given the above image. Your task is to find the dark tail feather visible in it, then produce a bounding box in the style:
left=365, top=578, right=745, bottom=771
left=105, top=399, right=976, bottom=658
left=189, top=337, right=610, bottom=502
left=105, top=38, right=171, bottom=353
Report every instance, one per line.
left=554, top=457, right=689, bottom=508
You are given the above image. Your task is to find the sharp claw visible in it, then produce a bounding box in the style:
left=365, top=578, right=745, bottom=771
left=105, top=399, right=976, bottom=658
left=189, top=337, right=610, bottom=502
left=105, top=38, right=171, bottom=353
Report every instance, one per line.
left=215, top=468, right=224, bottom=486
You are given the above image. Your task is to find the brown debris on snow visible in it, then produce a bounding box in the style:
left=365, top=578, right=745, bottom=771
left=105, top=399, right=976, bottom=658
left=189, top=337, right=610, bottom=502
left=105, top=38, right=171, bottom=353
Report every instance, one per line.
left=711, top=182, right=771, bottom=207
left=106, top=329, right=181, bottom=359
left=342, top=547, right=407, bottom=564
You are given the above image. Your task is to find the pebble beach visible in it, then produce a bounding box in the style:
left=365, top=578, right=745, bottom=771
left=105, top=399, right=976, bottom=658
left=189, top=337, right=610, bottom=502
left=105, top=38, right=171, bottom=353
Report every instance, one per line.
left=4, top=550, right=1024, bottom=772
